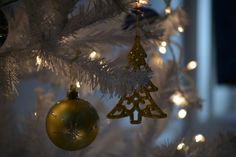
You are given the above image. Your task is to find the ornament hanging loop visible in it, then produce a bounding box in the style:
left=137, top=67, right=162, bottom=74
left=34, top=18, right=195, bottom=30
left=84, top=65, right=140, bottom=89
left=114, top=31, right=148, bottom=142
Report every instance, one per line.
left=134, top=0, right=142, bottom=36
left=68, top=49, right=81, bottom=90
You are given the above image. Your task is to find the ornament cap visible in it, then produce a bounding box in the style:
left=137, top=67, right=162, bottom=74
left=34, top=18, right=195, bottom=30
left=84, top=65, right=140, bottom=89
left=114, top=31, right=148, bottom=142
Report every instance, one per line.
left=67, top=85, right=78, bottom=100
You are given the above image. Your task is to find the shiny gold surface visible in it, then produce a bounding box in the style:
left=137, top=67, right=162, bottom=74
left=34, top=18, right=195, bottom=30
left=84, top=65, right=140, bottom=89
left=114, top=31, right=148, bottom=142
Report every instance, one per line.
left=46, top=98, right=99, bottom=151
left=107, top=35, right=167, bottom=124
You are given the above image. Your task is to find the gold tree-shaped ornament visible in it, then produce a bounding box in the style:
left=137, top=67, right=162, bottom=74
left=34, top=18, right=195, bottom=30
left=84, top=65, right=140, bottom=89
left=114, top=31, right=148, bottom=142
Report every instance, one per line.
left=107, top=35, right=167, bottom=124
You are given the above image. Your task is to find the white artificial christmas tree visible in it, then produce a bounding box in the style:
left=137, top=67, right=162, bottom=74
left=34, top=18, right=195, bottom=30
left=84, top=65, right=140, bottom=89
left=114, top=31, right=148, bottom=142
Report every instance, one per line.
left=0, top=0, right=235, bottom=157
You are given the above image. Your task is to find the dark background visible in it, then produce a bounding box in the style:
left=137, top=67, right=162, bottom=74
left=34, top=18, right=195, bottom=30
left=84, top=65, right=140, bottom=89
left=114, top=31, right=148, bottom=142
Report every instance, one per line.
left=214, top=0, right=236, bottom=85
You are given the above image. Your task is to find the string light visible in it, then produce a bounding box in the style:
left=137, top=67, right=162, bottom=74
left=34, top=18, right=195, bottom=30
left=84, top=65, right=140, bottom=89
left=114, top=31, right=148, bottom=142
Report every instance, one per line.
left=34, top=112, right=37, bottom=117
left=170, top=91, right=188, bottom=107
left=133, top=0, right=149, bottom=8
left=76, top=81, right=81, bottom=88
left=159, top=46, right=167, bottom=54
left=36, top=56, right=42, bottom=66
left=139, top=0, right=148, bottom=5
left=35, top=55, right=52, bottom=71
left=178, top=26, right=184, bottom=33
left=136, top=0, right=148, bottom=7
left=187, top=61, right=197, bottom=70
left=165, top=6, right=171, bottom=15
left=178, top=109, right=187, bottom=119
left=177, top=143, right=185, bottom=150
left=194, top=134, right=205, bottom=143
left=161, top=41, right=167, bottom=47
left=89, top=51, right=97, bottom=60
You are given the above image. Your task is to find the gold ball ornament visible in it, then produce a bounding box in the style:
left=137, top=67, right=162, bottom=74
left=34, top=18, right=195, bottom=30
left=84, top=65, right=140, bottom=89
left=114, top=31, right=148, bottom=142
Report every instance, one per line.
left=46, top=87, right=99, bottom=151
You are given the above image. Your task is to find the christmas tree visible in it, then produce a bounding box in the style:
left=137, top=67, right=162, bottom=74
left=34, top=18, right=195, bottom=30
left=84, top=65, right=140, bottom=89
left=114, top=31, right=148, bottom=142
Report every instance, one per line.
left=0, top=0, right=236, bottom=157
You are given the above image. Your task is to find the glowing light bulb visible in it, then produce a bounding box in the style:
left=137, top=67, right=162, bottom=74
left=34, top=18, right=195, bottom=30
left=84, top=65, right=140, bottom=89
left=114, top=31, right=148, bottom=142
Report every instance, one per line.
left=159, top=46, right=167, bottom=54
left=170, top=91, right=188, bottom=106
left=89, top=51, right=97, bottom=60
left=178, top=26, right=184, bottom=33
left=36, top=56, right=42, bottom=66
left=34, top=112, right=37, bottom=116
left=177, top=143, right=185, bottom=150
left=194, top=134, right=205, bottom=143
left=136, top=0, right=148, bottom=6
left=165, top=7, right=171, bottom=15
left=187, top=61, right=197, bottom=70
left=139, top=0, right=148, bottom=5
left=76, top=81, right=81, bottom=88
left=178, top=109, right=187, bottom=119
left=161, top=41, right=167, bottom=47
